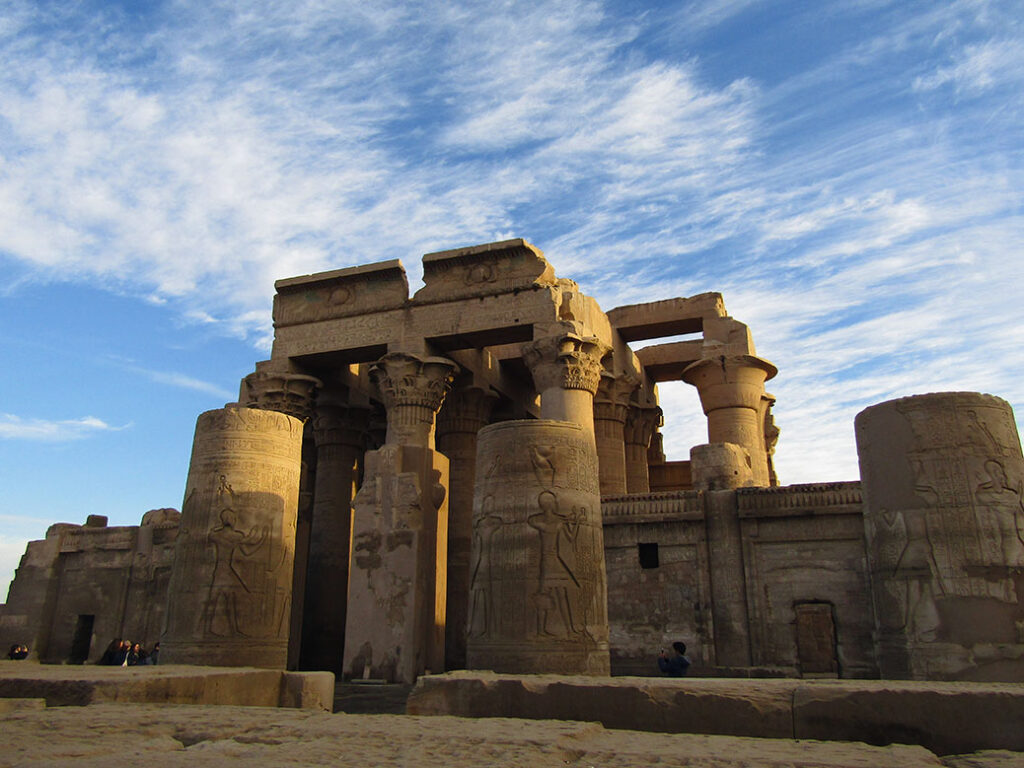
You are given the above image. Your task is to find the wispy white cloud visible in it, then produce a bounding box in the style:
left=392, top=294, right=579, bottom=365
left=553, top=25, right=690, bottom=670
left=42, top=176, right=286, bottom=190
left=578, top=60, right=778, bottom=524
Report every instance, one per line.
left=913, top=38, right=1024, bottom=95
left=0, top=414, right=128, bottom=441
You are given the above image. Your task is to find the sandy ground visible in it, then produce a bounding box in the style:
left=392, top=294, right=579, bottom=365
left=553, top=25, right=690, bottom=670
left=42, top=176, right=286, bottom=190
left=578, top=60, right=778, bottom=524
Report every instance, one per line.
left=5, top=701, right=1020, bottom=768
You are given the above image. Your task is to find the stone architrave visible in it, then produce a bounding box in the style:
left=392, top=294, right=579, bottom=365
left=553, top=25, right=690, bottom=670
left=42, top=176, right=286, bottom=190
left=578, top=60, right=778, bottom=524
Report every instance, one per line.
left=624, top=404, right=662, bottom=494
left=343, top=353, right=457, bottom=684
left=301, top=401, right=371, bottom=674
left=466, top=420, right=610, bottom=675
left=436, top=385, right=497, bottom=671
left=856, top=392, right=1024, bottom=681
left=682, top=355, right=777, bottom=487
left=161, top=406, right=303, bottom=668
left=522, top=323, right=609, bottom=439
left=593, top=373, right=638, bottom=496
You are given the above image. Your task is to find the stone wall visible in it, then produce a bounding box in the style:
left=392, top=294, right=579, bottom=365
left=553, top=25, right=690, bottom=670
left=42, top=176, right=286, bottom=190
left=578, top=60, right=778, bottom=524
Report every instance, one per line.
left=603, top=482, right=875, bottom=678
left=0, top=510, right=179, bottom=664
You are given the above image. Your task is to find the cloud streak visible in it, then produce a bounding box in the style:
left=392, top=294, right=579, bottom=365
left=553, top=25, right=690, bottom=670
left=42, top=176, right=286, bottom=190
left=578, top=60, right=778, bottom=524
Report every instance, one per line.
left=0, top=414, right=128, bottom=442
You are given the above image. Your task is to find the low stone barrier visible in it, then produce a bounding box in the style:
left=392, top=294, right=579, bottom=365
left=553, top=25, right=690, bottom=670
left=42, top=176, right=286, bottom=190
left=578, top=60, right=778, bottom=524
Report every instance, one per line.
left=407, top=672, right=1024, bottom=755
left=0, top=662, right=333, bottom=711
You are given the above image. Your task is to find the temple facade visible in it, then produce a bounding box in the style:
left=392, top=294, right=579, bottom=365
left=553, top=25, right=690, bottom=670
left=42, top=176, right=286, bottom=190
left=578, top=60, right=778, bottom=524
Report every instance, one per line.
left=3, top=239, right=1022, bottom=683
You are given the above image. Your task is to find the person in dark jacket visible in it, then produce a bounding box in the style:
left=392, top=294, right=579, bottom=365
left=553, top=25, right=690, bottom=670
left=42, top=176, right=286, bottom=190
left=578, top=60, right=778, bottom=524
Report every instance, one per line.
left=658, top=641, right=691, bottom=677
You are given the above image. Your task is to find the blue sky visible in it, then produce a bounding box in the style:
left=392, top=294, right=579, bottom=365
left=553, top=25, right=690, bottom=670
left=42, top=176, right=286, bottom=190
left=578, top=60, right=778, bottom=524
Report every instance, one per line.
left=2, top=0, right=1022, bottom=600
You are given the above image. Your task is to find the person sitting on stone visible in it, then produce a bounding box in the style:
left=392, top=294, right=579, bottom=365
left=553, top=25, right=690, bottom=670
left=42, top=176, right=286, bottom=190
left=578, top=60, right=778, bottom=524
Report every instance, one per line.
left=124, top=642, right=141, bottom=667
left=7, top=644, right=29, bottom=660
left=144, top=641, right=160, bottom=665
left=658, top=641, right=691, bottom=677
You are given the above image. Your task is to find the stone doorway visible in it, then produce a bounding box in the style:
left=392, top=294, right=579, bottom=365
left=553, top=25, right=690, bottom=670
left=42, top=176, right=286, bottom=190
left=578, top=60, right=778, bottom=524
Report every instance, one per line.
left=794, top=602, right=839, bottom=677
left=69, top=614, right=94, bottom=664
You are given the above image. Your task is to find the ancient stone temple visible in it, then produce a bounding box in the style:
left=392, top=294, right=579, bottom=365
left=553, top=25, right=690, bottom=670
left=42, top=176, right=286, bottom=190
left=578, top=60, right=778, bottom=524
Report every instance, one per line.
left=3, top=239, right=1022, bottom=684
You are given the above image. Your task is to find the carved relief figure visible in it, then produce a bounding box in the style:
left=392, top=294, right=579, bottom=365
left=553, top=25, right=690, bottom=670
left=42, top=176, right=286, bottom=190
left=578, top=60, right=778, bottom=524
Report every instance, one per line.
left=468, top=496, right=503, bottom=638
left=891, top=506, right=943, bottom=642
left=528, top=490, right=583, bottom=638
left=530, top=445, right=556, bottom=487
left=974, top=459, right=1024, bottom=567
left=200, top=505, right=269, bottom=637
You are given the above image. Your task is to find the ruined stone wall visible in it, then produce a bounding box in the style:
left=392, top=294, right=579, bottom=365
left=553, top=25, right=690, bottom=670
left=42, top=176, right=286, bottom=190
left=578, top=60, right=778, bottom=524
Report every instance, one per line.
left=737, top=483, right=876, bottom=678
left=602, top=492, right=712, bottom=676
left=603, top=482, right=875, bottom=678
left=0, top=512, right=179, bottom=664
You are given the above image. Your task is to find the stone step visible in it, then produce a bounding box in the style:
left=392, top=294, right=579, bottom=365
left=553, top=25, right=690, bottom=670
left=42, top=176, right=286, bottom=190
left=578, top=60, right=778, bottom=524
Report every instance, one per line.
left=333, top=682, right=413, bottom=714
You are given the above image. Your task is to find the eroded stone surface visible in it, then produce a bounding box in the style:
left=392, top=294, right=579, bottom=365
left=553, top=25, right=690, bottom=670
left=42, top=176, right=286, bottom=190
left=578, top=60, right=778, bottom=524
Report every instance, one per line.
left=2, top=701, right=948, bottom=768
left=467, top=421, right=609, bottom=675
left=161, top=407, right=304, bottom=669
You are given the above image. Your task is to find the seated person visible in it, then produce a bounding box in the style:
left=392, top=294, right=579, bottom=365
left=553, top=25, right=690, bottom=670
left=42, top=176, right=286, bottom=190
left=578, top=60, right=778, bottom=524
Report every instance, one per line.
left=658, top=641, right=691, bottom=677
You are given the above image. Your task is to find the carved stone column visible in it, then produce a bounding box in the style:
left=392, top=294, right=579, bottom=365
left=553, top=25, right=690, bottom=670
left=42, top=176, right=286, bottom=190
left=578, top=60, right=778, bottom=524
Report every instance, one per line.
left=522, top=323, right=609, bottom=439
left=436, top=385, right=497, bottom=670
left=343, top=353, right=458, bottom=683
left=241, top=369, right=321, bottom=670
left=161, top=406, right=303, bottom=668
left=682, top=355, right=777, bottom=487
left=857, top=392, right=1024, bottom=681
left=624, top=404, right=662, bottom=494
left=300, top=401, right=370, bottom=674
left=593, top=373, right=637, bottom=496
left=467, top=420, right=610, bottom=675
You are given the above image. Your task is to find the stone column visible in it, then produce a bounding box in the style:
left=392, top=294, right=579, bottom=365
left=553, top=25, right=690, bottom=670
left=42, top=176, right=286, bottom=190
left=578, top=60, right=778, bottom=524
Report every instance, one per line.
left=436, top=385, right=497, bottom=670
left=624, top=404, right=662, bottom=494
left=161, top=406, right=303, bottom=668
left=241, top=369, right=321, bottom=670
left=682, top=355, right=777, bottom=487
left=301, top=401, right=370, bottom=674
left=343, top=353, right=458, bottom=683
left=856, top=392, right=1024, bottom=681
left=467, top=420, right=610, bottom=675
left=593, top=373, right=637, bottom=496
left=522, top=323, right=609, bottom=439
left=692, top=443, right=755, bottom=667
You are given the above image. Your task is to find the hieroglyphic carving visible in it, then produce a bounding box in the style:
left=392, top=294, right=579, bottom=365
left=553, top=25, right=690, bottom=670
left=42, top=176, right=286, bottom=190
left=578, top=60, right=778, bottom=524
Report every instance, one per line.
left=160, top=406, right=302, bottom=668
left=974, top=458, right=1024, bottom=566
left=857, top=392, right=1024, bottom=679
left=528, top=490, right=584, bottom=638
left=467, top=419, right=609, bottom=675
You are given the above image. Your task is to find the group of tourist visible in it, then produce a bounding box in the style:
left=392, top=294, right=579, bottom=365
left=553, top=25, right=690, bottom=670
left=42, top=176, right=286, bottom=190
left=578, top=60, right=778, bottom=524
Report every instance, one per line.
left=6, top=644, right=29, bottom=660
left=98, top=639, right=160, bottom=666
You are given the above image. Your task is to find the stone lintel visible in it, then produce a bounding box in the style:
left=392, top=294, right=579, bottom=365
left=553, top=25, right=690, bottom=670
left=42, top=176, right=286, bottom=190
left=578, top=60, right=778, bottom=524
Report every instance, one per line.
left=607, top=293, right=726, bottom=342
left=273, top=260, right=409, bottom=328
left=413, top=239, right=557, bottom=305
left=635, top=340, right=704, bottom=382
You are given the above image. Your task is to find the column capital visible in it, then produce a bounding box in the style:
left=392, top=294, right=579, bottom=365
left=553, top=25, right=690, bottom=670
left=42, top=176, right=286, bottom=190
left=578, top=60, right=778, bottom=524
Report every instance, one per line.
left=593, top=372, right=639, bottom=424
left=624, top=404, right=663, bottom=447
left=681, top=354, right=777, bottom=413
left=522, top=324, right=610, bottom=396
left=242, top=371, right=322, bottom=422
left=370, top=352, right=459, bottom=446
left=312, top=402, right=372, bottom=449
left=437, top=385, right=498, bottom=438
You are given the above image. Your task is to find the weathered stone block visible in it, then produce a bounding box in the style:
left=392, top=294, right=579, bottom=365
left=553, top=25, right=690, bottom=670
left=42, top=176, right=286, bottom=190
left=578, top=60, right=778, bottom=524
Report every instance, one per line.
left=792, top=680, right=1024, bottom=755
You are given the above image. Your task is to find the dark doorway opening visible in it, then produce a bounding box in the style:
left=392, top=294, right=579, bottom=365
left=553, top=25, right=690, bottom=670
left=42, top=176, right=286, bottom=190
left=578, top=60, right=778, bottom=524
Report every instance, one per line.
left=794, top=601, right=839, bottom=677
left=69, top=614, right=95, bottom=664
